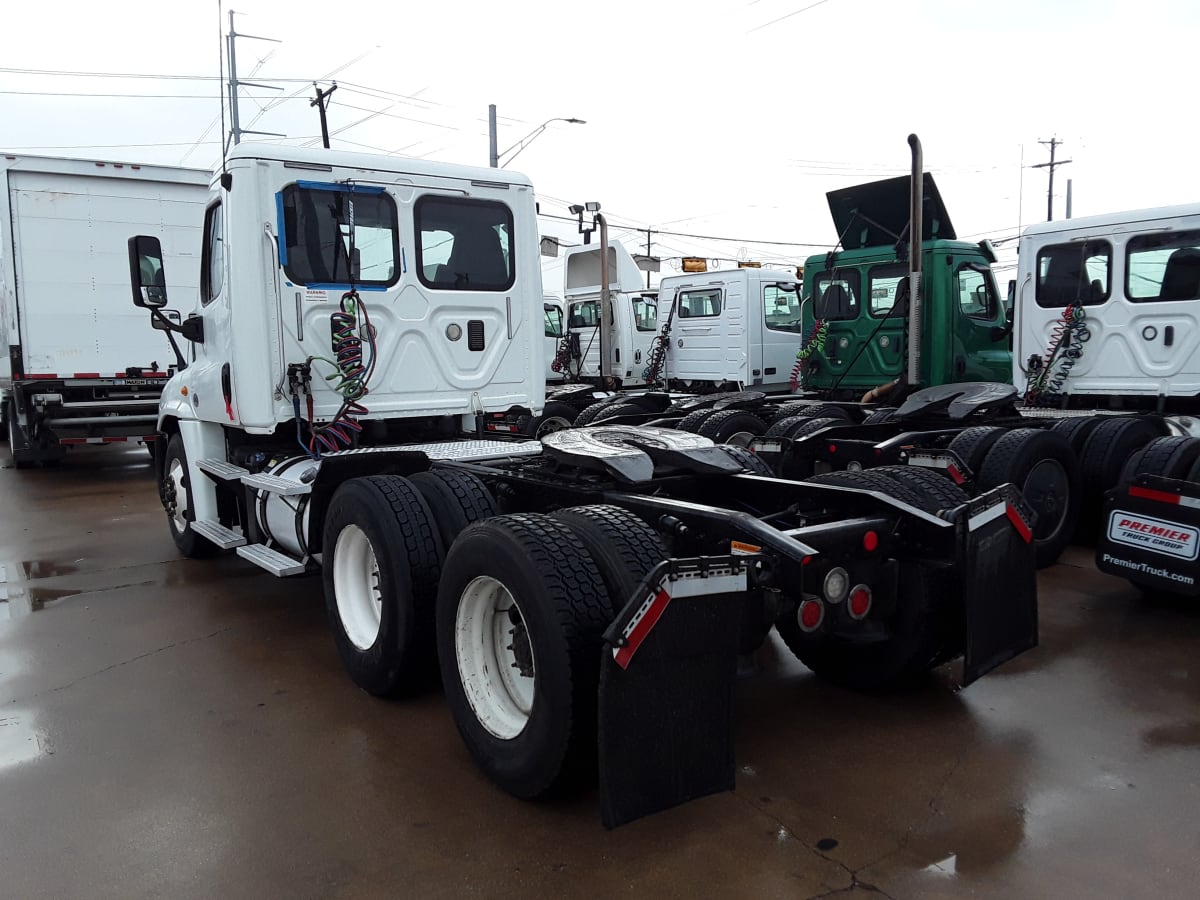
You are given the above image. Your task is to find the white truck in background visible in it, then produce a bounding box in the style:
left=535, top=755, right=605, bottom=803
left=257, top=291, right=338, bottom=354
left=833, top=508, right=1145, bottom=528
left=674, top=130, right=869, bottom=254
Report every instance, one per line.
left=0, top=155, right=208, bottom=466
left=557, top=241, right=659, bottom=385
left=650, top=266, right=804, bottom=392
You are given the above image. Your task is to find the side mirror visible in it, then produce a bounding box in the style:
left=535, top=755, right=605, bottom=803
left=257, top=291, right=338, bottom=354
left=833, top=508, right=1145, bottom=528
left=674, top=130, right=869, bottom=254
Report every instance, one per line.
left=128, top=235, right=168, bottom=308
left=152, top=309, right=182, bottom=331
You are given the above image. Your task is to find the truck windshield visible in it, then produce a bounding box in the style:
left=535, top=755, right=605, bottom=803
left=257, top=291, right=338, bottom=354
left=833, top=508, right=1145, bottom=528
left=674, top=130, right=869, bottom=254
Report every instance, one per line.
left=417, top=196, right=514, bottom=291
left=279, top=184, right=399, bottom=287
left=764, top=285, right=803, bottom=332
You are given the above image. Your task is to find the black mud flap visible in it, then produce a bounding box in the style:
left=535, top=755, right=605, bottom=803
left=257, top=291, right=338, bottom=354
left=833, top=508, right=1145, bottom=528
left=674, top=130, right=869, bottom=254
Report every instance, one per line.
left=1095, top=476, right=1200, bottom=596
left=597, top=558, right=751, bottom=828
left=960, top=486, right=1038, bottom=685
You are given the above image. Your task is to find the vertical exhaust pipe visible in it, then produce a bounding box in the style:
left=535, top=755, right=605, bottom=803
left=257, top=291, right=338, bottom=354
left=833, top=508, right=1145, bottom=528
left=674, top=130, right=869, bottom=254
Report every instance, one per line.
left=598, top=212, right=614, bottom=383
left=906, top=134, right=923, bottom=387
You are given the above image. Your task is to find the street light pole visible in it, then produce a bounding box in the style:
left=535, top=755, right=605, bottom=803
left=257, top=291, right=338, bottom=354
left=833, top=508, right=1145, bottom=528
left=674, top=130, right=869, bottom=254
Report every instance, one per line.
left=488, top=108, right=586, bottom=167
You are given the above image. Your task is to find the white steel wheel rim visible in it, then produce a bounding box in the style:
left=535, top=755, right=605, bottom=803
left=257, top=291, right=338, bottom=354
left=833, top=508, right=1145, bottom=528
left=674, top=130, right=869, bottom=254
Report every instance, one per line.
left=455, top=575, right=536, bottom=740
left=167, top=457, right=189, bottom=532
left=333, top=524, right=383, bottom=651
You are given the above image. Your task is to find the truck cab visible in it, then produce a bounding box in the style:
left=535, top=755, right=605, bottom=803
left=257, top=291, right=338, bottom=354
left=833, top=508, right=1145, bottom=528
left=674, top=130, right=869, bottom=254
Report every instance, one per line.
left=655, top=266, right=802, bottom=391
left=1016, top=203, right=1200, bottom=411
left=801, top=175, right=1010, bottom=399
left=561, top=242, right=658, bottom=384
left=543, top=294, right=566, bottom=382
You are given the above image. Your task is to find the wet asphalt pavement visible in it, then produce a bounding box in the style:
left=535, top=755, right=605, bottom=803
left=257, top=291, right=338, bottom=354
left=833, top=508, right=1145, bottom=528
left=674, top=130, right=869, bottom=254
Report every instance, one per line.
left=2, top=446, right=1199, bottom=899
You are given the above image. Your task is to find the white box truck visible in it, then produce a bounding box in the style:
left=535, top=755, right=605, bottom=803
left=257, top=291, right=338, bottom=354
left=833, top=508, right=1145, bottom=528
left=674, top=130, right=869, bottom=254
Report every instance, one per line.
left=0, top=154, right=209, bottom=466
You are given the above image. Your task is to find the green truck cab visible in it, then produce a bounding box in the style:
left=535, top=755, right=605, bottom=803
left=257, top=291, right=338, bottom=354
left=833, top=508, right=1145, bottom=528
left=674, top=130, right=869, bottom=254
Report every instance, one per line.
left=799, top=175, right=1011, bottom=400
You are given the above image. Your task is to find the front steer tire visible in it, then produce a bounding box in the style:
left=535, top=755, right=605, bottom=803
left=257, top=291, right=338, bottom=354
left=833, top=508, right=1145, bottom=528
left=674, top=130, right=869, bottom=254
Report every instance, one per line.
left=322, top=476, right=443, bottom=697
left=162, top=433, right=218, bottom=559
left=436, top=514, right=613, bottom=799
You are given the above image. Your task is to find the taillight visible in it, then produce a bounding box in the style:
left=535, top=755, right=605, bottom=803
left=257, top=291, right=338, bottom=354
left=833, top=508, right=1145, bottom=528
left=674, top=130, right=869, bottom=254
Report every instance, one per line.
left=847, top=585, right=872, bottom=620
left=798, top=598, right=825, bottom=632
left=822, top=567, right=849, bottom=604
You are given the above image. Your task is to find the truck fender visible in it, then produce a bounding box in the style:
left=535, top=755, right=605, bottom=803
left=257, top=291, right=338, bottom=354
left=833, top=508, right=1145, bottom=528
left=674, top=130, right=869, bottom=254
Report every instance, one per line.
left=175, top=418, right=226, bottom=524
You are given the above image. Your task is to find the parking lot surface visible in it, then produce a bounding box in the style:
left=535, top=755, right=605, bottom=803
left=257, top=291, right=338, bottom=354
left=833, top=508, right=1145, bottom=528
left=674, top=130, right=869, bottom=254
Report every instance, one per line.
left=2, top=447, right=1198, bottom=899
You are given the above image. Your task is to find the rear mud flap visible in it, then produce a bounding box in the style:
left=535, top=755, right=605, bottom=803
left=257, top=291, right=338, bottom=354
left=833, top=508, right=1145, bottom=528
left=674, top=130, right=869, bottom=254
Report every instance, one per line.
left=1095, top=477, right=1200, bottom=595
left=960, top=486, right=1038, bottom=685
left=597, top=559, right=750, bottom=828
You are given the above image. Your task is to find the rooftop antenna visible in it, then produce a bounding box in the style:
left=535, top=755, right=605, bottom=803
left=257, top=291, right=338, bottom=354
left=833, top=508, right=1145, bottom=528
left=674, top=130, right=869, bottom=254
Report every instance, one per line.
left=225, top=8, right=284, bottom=151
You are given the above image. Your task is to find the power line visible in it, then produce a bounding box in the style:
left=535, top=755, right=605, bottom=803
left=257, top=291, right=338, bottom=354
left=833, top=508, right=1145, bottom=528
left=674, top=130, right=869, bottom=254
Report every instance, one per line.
left=749, top=0, right=834, bottom=33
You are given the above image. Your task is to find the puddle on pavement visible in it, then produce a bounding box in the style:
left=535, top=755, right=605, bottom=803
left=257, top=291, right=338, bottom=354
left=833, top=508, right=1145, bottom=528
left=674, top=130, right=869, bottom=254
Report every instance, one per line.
left=0, top=562, right=85, bottom=620
left=0, top=712, right=47, bottom=770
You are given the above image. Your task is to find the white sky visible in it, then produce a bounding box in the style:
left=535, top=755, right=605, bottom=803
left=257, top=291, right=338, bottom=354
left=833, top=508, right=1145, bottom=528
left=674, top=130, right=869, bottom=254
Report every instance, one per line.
left=4, top=0, right=1198, bottom=288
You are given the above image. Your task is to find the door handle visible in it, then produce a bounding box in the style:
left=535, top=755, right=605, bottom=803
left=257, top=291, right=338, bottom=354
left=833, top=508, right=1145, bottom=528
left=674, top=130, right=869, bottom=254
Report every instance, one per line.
left=1165, top=325, right=1175, bottom=347
left=680, top=326, right=712, bottom=333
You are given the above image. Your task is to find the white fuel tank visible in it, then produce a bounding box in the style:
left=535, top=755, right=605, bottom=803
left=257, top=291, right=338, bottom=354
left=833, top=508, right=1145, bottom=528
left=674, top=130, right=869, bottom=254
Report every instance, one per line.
left=253, top=455, right=321, bottom=558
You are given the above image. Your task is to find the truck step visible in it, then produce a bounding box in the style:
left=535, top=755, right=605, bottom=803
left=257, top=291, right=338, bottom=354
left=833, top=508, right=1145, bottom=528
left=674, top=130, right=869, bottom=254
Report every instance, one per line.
left=190, top=519, right=246, bottom=549
left=241, top=472, right=312, bottom=496
left=236, top=543, right=306, bottom=577
left=196, top=458, right=250, bottom=481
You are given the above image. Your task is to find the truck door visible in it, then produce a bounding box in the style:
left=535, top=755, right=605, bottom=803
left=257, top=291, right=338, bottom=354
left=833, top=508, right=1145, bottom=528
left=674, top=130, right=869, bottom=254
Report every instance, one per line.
left=567, top=297, right=603, bottom=378
left=628, top=293, right=658, bottom=380
left=760, top=280, right=804, bottom=388
left=673, top=285, right=744, bottom=384
left=948, top=260, right=1010, bottom=384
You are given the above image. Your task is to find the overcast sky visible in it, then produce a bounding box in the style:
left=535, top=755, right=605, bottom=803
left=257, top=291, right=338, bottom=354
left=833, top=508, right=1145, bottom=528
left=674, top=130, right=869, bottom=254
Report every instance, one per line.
left=4, top=0, right=1198, bottom=288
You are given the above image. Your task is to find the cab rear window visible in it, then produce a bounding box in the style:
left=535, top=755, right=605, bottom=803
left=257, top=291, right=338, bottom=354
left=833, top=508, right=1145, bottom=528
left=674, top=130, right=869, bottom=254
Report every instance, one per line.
left=813, top=271, right=860, bottom=320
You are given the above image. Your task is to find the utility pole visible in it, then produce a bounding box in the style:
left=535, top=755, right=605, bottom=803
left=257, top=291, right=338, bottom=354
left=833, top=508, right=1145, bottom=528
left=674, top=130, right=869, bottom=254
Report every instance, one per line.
left=644, top=227, right=653, bottom=289
left=488, top=104, right=499, bottom=167
left=311, top=82, right=338, bottom=149
left=1032, top=137, right=1072, bottom=222
left=226, top=10, right=283, bottom=148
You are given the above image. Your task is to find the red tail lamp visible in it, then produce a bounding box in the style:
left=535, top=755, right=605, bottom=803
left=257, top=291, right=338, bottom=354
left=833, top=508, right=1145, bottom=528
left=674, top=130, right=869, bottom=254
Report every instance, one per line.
left=847, top=585, right=872, bottom=620
left=798, top=598, right=824, bottom=632
left=862, top=530, right=879, bottom=552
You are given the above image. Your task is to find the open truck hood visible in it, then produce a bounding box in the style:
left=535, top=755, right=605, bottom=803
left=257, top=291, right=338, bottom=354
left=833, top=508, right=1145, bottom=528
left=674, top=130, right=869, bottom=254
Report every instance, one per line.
left=826, top=174, right=956, bottom=250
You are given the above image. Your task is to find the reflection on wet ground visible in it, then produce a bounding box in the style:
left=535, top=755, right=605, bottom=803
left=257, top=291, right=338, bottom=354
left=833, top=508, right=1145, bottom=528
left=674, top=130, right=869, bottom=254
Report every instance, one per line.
left=1, top=444, right=1199, bottom=898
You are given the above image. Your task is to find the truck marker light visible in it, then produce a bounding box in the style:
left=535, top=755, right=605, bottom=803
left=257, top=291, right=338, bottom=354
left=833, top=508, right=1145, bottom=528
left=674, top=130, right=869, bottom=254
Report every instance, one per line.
left=731, top=540, right=761, bottom=555
left=862, top=530, right=879, bottom=552
left=828, top=444, right=837, bottom=454
left=798, top=598, right=824, bottom=632
left=823, top=567, right=849, bottom=603
left=848, top=585, right=872, bottom=620
left=946, top=464, right=965, bottom=485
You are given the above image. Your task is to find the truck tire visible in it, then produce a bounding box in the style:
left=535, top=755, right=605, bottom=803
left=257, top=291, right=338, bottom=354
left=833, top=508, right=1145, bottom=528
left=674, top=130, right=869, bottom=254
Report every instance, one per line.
left=1049, top=415, right=1104, bottom=454
left=552, top=505, right=667, bottom=611
left=572, top=401, right=614, bottom=427
left=719, top=444, right=775, bottom=476
left=322, top=476, right=444, bottom=697
left=977, top=428, right=1079, bottom=568
left=520, top=400, right=579, bottom=439
left=696, top=409, right=767, bottom=443
left=777, top=562, right=951, bottom=692
left=162, top=433, right=218, bottom=559
left=804, top=468, right=931, bottom=512
left=436, top=514, right=612, bottom=798
left=765, top=415, right=842, bottom=440
left=1118, top=435, right=1200, bottom=485
left=790, top=403, right=854, bottom=421
left=408, top=468, right=500, bottom=549
left=768, top=400, right=818, bottom=422
left=861, top=407, right=899, bottom=425
left=591, top=402, right=644, bottom=424
left=675, top=408, right=718, bottom=433
left=873, top=465, right=969, bottom=514
left=946, top=425, right=1007, bottom=475
left=1079, top=417, right=1168, bottom=529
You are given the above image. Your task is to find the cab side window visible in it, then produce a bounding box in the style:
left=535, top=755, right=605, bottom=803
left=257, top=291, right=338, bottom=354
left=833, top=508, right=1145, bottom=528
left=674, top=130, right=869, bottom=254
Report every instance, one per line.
left=200, top=202, right=223, bottom=305
left=1036, top=240, right=1111, bottom=307
left=957, top=266, right=997, bottom=320
left=544, top=304, right=563, bottom=337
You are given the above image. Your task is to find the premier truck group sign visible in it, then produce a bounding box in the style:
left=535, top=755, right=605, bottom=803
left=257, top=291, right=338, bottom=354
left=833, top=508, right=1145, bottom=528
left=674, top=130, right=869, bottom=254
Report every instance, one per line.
left=1107, top=510, right=1200, bottom=561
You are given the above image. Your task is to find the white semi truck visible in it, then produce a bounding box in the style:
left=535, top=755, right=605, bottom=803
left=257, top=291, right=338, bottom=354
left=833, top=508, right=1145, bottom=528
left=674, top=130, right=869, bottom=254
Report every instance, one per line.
left=0, top=155, right=209, bottom=466
left=126, top=142, right=1036, bottom=826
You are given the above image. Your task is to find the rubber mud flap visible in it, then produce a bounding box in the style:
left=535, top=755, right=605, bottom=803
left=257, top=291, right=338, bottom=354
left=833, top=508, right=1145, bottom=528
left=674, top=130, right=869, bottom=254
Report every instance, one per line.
left=597, top=563, right=748, bottom=828
left=959, top=486, right=1038, bottom=685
